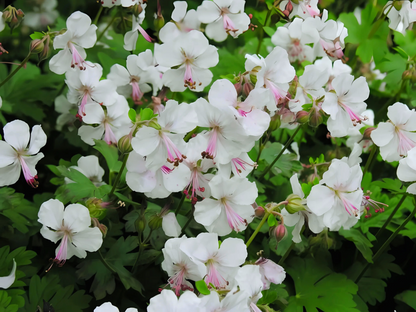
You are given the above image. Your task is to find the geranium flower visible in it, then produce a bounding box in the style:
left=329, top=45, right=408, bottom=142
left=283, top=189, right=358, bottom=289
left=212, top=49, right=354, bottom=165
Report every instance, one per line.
left=0, top=120, right=46, bottom=187
left=38, top=199, right=103, bottom=265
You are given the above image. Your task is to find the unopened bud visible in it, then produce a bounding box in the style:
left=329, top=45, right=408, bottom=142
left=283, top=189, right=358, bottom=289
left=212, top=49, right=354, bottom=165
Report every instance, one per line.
left=234, top=81, right=242, bottom=95
left=268, top=113, right=281, bottom=132
left=308, top=106, right=323, bottom=127
left=135, top=214, right=147, bottom=234
left=285, top=194, right=306, bottom=214
left=118, top=134, right=133, bottom=154
left=30, top=39, right=44, bottom=54
left=255, top=206, right=265, bottom=218
left=402, top=70, right=413, bottom=80
left=243, top=80, right=254, bottom=97
left=363, top=127, right=375, bottom=141
left=154, top=14, right=165, bottom=33
left=131, top=4, right=143, bottom=17
left=393, top=1, right=404, bottom=10
left=271, top=224, right=287, bottom=243
left=85, top=198, right=108, bottom=220
left=38, top=36, right=51, bottom=63
left=296, top=111, right=309, bottom=124
left=148, top=214, right=163, bottom=230
left=291, top=0, right=299, bottom=4
left=147, top=119, right=162, bottom=130
left=4, top=6, right=24, bottom=31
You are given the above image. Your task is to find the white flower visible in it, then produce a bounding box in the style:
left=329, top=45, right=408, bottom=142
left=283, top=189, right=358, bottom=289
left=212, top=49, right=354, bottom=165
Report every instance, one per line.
left=255, top=258, right=286, bottom=290
left=0, top=259, right=16, bottom=289
left=280, top=0, right=320, bottom=19
left=194, top=175, right=257, bottom=235
left=161, top=236, right=206, bottom=295
left=54, top=95, right=77, bottom=131
left=397, top=146, right=416, bottom=195
left=180, top=233, right=247, bottom=288
left=234, top=265, right=264, bottom=312
left=201, top=291, right=250, bottom=312
left=272, top=18, right=314, bottom=63
left=322, top=73, right=369, bottom=137
left=371, top=102, right=416, bottom=162
left=307, top=160, right=363, bottom=230
left=386, top=1, right=416, bottom=33
left=78, top=95, right=131, bottom=146
left=0, top=120, right=46, bottom=187
left=159, top=1, right=200, bottom=43
left=93, top=302, right=137, bottom=312
left=23, top=0, right=59, bottom=29
left=162, top=212, right=182, bottom=238
left=49, top=11, right=97, bottom=74
left=197, top=0, right=250, bottom=42
left=38, top=199, right=103, bottom=263
left=66, top=155, right=105, bottom=186
left=155, top=30, right=219, bottom=92
left=148, top=289, right=203, bottom=312
left=66, top=62, right=118, bottom=117
left=0, top=12, right=5, bottom=32
left=124, top=9, right=153, bottom=51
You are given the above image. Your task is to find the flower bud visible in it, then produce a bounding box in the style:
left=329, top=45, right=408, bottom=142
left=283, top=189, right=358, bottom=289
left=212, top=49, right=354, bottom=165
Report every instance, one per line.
left=30, top=39, right=44, bottom=54
left=393, top=1, right=404, bottom=10
left=285, top=194, right=306, bottom=214
left=148, top=214, right=163, bottom=230
left=268, top=113, right=281, bottom=132
left=255, top=206, right=265, bottom=218
left=271, top=224, right=287, bottom=243
left=147, top=119, right=162, bottom=130
left=296, top=111, right=309, bottom=124
left=135, top=214, right=147, bottom=234
left=118, top=134, right=133, bottom=154
left=234, top=80, right=242, bottom=95
left=131, top=4, right=144, bottom=17
left=3, top=6, right=24, bottom=32
left=85, top=198, right=108, bottom=220
left=243, top=79, right=254, bottom=97
left=363, top=127, right=375, bottom=141
left=38, top=36, right=51, bottom=63
left=308, top=106, right=323, bottom=127
left=402, top=69, right=413, bottom=80
left=154, top=14, right=165, bottom=33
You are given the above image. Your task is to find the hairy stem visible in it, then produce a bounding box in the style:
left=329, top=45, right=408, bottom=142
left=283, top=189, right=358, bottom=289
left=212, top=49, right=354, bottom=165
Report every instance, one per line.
left=0, top=53, right=32, bottom=89
left=363, top=146, right=378, bottom=176
left=109, top=153, right=129, bottom=196
left=246, top=212, right=270, bottom=247
left=175, top=193, right=186, bottom=215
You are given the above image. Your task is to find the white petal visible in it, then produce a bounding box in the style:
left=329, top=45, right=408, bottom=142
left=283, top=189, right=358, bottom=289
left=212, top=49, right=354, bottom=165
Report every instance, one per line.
left=162, top=212, right=182, bottom=237
left=78, top=125, right=104, bottom=145
left=194, top=198, right=222, bottom=226
left=63, top=204, right=92, bottom=233
left=0, top=141, right=17, bottom=167
left=71, top=227, right=103, bottom=252
left=27, top=125, right=47, bottom=155
left=307, top=185, right=335, bottom=216
left=216, top=238, right=247, bottom=267
left=0, top=160, right=20, bottom=187
left=38, top=198, right=65, bottom=230
left=4, top=120, right=30, bottom=151
left=0, top=259, right=16, bottom=289
left=49, top=49, right=72, bottom=75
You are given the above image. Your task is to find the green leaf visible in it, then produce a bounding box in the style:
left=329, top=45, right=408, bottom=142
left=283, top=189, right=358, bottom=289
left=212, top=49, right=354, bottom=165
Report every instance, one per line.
left=128, top=108, right=137, bottom=122
left=140, top=108, right=157, bottom=120
left=0, top=291, right=18, bottom=312
left=372, top=178, right=404, bottom=193
left=30, top=32, right=44, bottom=40
left=394, top=31, right=416, bottom=58
left=257, top=283, right=288, bottom=305
left=0, top=188, right=38, bottom=233
left=263, top=26, right=276, bottom=37
left=267, top=214, right=277, bottom=227
left=285, top=258, right=359, bottom=312
left=338, top=228, right=373, bottom=263
left=395, top=290, right=416, bottom=309
left=195, top=280, right=210, bottom=295
left=26, top=275, right=92, bottom=312
left=93, top=140, right=121, bottom=172
left=377, top=53, right=407, bottom=86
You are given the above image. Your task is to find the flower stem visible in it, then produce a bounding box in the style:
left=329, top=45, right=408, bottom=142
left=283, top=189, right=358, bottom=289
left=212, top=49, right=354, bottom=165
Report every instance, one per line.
left=109, top=153, right=129, bottom=197
left=180, top=210, right=194, bottom=236
left=97, top=12, right=118, bottom=42
left=175, top=193, right=186, bottom=215
left=375, top=193, right=407, bottom=238
left=278, top=242, right=295, bottom=265
left=246, top=212, right=270, bottom=248
left=256, top=9, right=272, bottom=55
left=259, top=125, right=302, bottom=180
left=93, top=6, right=104, bottom=25
left=355, top=198, right=416, bottom=284
left=0, top=53, right=31, bottom=89
left=363, top=146, right=378, bottom=176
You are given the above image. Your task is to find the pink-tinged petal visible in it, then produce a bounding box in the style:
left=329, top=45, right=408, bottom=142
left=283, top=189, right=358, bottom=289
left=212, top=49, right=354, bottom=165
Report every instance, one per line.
left=371, top=122, right=395, bottom=147
left=62, top=240, right=87, bottom=259
left=38, top=198, right=65, bottom=231
left=0, top=259, right=16, bottom=290
left=63, top=203, right=91, bottom=232
left=397, top=159, right=416, bottom=182
left=205, top=208, right=232, bottom=236
left=19, top=153, right=44, bottom=186
left=27, top=125, right=47, bottom=155
left=71, top=227, right=103, bottom=252
left=78, top=125, right=105, bottom=145
left=332, top=73, right=354, bottom=97
left=387, top=102, right=412, bottom=126
left=307, top=185, right=335, bottom=216
left=205, top=19, right=228, bottom=42
left=0, top=160, right=20, bottom=187
left=0, top=141, right=17, bottom=167
left=197, top=1, right=221, bottom=24
left=4, top=120, right=30, bottom=152
left=216, top=238, right=247, bottom=267
left=194, top=198, right=222, bottom=226
left=132, top=127, right=160, bottom=156
left=208, top=79, right=238, bottom=110
left=67, top=11, right=93, bottom=38
left=49, top=49, right=72, bottom=75
left=148, top=289, right=178, bottom=312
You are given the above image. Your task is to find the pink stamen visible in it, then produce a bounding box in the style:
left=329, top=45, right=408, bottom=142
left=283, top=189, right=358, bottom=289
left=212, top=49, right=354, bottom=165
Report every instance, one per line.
left=137, top=25, right=154, bottom=43
left=339, top=102, right=365, bottom=126
left=55, top=234, right=69, bottom=266
left=161, top=133, right=184, bottom=165
left=184, top=169, right=206, bottom=204
left=223, top=201, right=247, bottom=232
left=205, top=262, right=228, bottom=288
left=104, top=122, right=117, bottom=145
left=20, top=157, right=39, bottom=188
left=161, top=165, right=173, bottom=174
left=265, top=80, right=285, bottom=103
left=69, top=42, right=87, bottom=70
left=184, top=63, right=196, bottom=90
left=250, top=302, right=262, bottom=312
left=131, top=81, right=144, bottom=105
left=223, top=14, right=237, bottom=34
left=340, top=196, right=359, bottom=217
left=78, top=92, right=90, bottom=117
left=231, top=157, right=254, bottom=176
left=204, top=129, right=218, bottom=160
left=168, top=265, right=188, bottom=296
left=396, top=129, right=416, bottom=156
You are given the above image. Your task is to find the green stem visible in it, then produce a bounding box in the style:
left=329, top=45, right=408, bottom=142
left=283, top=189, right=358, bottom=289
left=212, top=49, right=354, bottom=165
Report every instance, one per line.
left=93, top=6, right=104, bottom=25
left=97, top=12, right=118, bottom=42
left=175, top=193, right=186, bottom=215
left=246, top=212, right=270, bottom=247
left=180, top=211, right=194, bottom=236
left=109, top=154, right=129, bottom=196
left=0, top=53, right=31, bottom=89
left=184, top=127, right=198, bottom=142
left=363, top=146, right=378, bottom=176
left=278, top=242, right=295, bottom=265
left=375, top=193, right=407, bottom=238
left=256, top=9, right=272, bottom=55
left=98, top=249, right=117, bottom=273
left=355, top=198, right=416, bottom=283
left=259, top=126, right=302, bottom=180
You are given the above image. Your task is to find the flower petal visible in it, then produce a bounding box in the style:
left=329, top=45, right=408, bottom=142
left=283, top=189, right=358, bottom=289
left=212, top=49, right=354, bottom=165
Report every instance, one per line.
left=4, top=120, right=30, bottom=151
left=38, top=198, right=65, bottom=231
left=63, top=203, right=92, bottom=233
left=71, top=227, right=103, bottom=252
